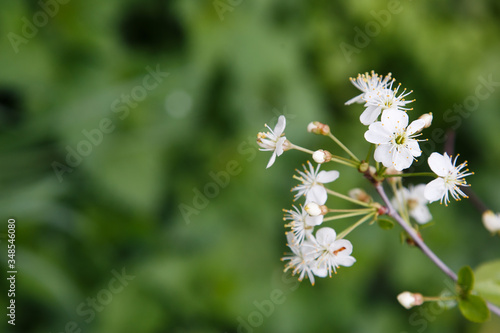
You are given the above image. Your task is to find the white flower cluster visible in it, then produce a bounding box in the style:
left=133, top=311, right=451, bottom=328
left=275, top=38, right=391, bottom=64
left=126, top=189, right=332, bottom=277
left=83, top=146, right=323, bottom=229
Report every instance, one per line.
left=282, top=161, right=355, bottom=285
left=346, top=71, right=472, bottom=205
left=256, top=70, right=478, bottom=287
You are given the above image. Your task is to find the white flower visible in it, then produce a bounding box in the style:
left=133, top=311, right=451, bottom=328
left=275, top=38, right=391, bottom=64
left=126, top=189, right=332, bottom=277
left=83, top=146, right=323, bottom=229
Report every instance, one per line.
left=482, top=210, right=500, bottom=234
left=282, top=232, right=318, bottom=285
left=309, top=227, right=356, bottom=277
left=397, top=292, right=423, bottom=309
left=360, top=82, right=414, bottom=125
left=424, top=152, right=472, bottom=205
left=345, top=71, right=393, bottom=106
left=292, top=161, right=340, bottom=204
left=257, top=115, right=289, bottom=168
left=283, top=205, right=323, bottom=245
left=391, top=184, right=432, bottom=224
left=364, top=109, right=425, bottom=171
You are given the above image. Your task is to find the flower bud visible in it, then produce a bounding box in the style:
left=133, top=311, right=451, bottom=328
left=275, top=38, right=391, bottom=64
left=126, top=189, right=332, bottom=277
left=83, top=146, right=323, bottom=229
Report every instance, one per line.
left=312, top=149, right=332, bottom=164
left=307, top=121, right=330, bottom=135
left=348, top=188, right=372, bottom=203
left=304, top=202, right=327, bottom=216
left=418, top=113, right=433, bottom=129
left=397, top=292, right=424, bottom=309
left=482, top=210, right=500, bottom=234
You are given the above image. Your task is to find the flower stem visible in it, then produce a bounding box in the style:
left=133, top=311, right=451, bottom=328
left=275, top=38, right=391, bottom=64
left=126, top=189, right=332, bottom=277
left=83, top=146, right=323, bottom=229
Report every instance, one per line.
left=365, top=144, right=375, bottom=164
left=328, top=208, right=374, bottom=213
left=336, top=213, right=376, bottom=240
left=422, top=296, right=456, bottom=302
left=330, top=157, right=359, bottom=168
left=290, top=144, right=315, bottom=155
left=323, top=211, right=375, bottom=222
left=328, top=132, right=360, bottom=162
left=374, top=183, right=500, bottom=318
left=326, top=188, right=373, bottom=208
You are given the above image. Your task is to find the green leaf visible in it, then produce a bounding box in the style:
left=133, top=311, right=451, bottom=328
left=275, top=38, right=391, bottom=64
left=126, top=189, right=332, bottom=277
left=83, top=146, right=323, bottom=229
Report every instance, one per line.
left=377, top=218, right=394, bottom=230
left=474, top=260, right=500, bottom=306
left=457, top=266, right=475, bottom=296
left=458, top=295, right=490, bottom=323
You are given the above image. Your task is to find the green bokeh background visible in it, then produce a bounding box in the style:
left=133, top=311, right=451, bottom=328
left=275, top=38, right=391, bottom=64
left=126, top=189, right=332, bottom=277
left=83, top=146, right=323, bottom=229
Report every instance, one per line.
left=1, top=0, right=500, bottom=332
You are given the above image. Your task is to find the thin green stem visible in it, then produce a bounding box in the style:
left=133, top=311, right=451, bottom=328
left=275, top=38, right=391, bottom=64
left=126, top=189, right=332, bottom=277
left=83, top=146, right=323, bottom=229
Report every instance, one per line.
left=328, top=208, right=374, bottom=213
left=291, top=144, right=315, bottom=155
left=323, top=211, right=375, bottom=222
left=328, top=132, right=360, bottom=162
left=422, top=296, right=457, bottom=302
left=336, top=213, right=376, bottom=240
left=365, top=144, right=375, bottom=164
left=330, top=156, right=359, bottom=168
left=383, top=172, right=437, bottom=178
left=325, top=188, right=373, bottom=208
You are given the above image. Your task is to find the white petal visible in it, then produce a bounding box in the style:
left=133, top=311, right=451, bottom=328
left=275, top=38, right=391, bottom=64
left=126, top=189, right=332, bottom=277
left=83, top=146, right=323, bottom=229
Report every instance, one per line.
left=412, top=184, right=428, bottom=204
left=393, top=147, right=413, bottom=171
left=424, top=178, right=446, bottom=202
left=317, top=170, right=340, bottom=184
left=410, top=205, right=432, bottom=224
left=336, top=256, right=356, bottom=267
left=315, top=227, right=336, bottom=246
left=275, top=137, right=286, bottom=157
left=364, top=122, right=390, bottom=144
left=406, top=140, right=421, bottom=157
left=306, top=186, right=327, bottom=205
left=266, top=151, right=277, bottom=168
left=381, top=109, right=408, bottom=131
left=345, top=94, right=364, bottom=105
left=312, top=263, right=328, bottom=278
left=274, top=115, right=286, bottom=136
left=427, top=152, right=449, bottom=177
left=305, top=215, right=323, bottom=227
left=360, top=106, right=382, bottom=125
left=374, top=144, right=393, bottom=168
left=407, top=119, right=426, bottom=135
left=333, top=239, right=353, bottom=256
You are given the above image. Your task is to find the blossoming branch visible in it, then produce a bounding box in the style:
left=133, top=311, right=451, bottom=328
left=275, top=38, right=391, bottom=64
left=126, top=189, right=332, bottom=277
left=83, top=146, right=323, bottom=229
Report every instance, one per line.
left=255, top=71, right=500, bottom=323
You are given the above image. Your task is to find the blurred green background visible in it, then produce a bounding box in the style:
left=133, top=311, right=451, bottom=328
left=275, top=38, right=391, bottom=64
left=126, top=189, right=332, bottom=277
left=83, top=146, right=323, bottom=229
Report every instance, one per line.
left=1, top=0, right=500, bottom=332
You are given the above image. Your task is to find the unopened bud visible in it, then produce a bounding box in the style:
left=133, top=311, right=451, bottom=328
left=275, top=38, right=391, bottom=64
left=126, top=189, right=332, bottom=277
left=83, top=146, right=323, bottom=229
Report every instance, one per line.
left=304, top=202, right=327, bottom=216
left=358, top=161, right=369, bottom=173
left=307, top=121, right=330, bottom=135
left=312, top=149, right=332, bottom=164
left=418, top=113, right=433, bottom=129
left=482, top=210, right=500, bottom=234
left=397, top=292, right=424, bottom=309
left=348, top=188, right=372, bottom=203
